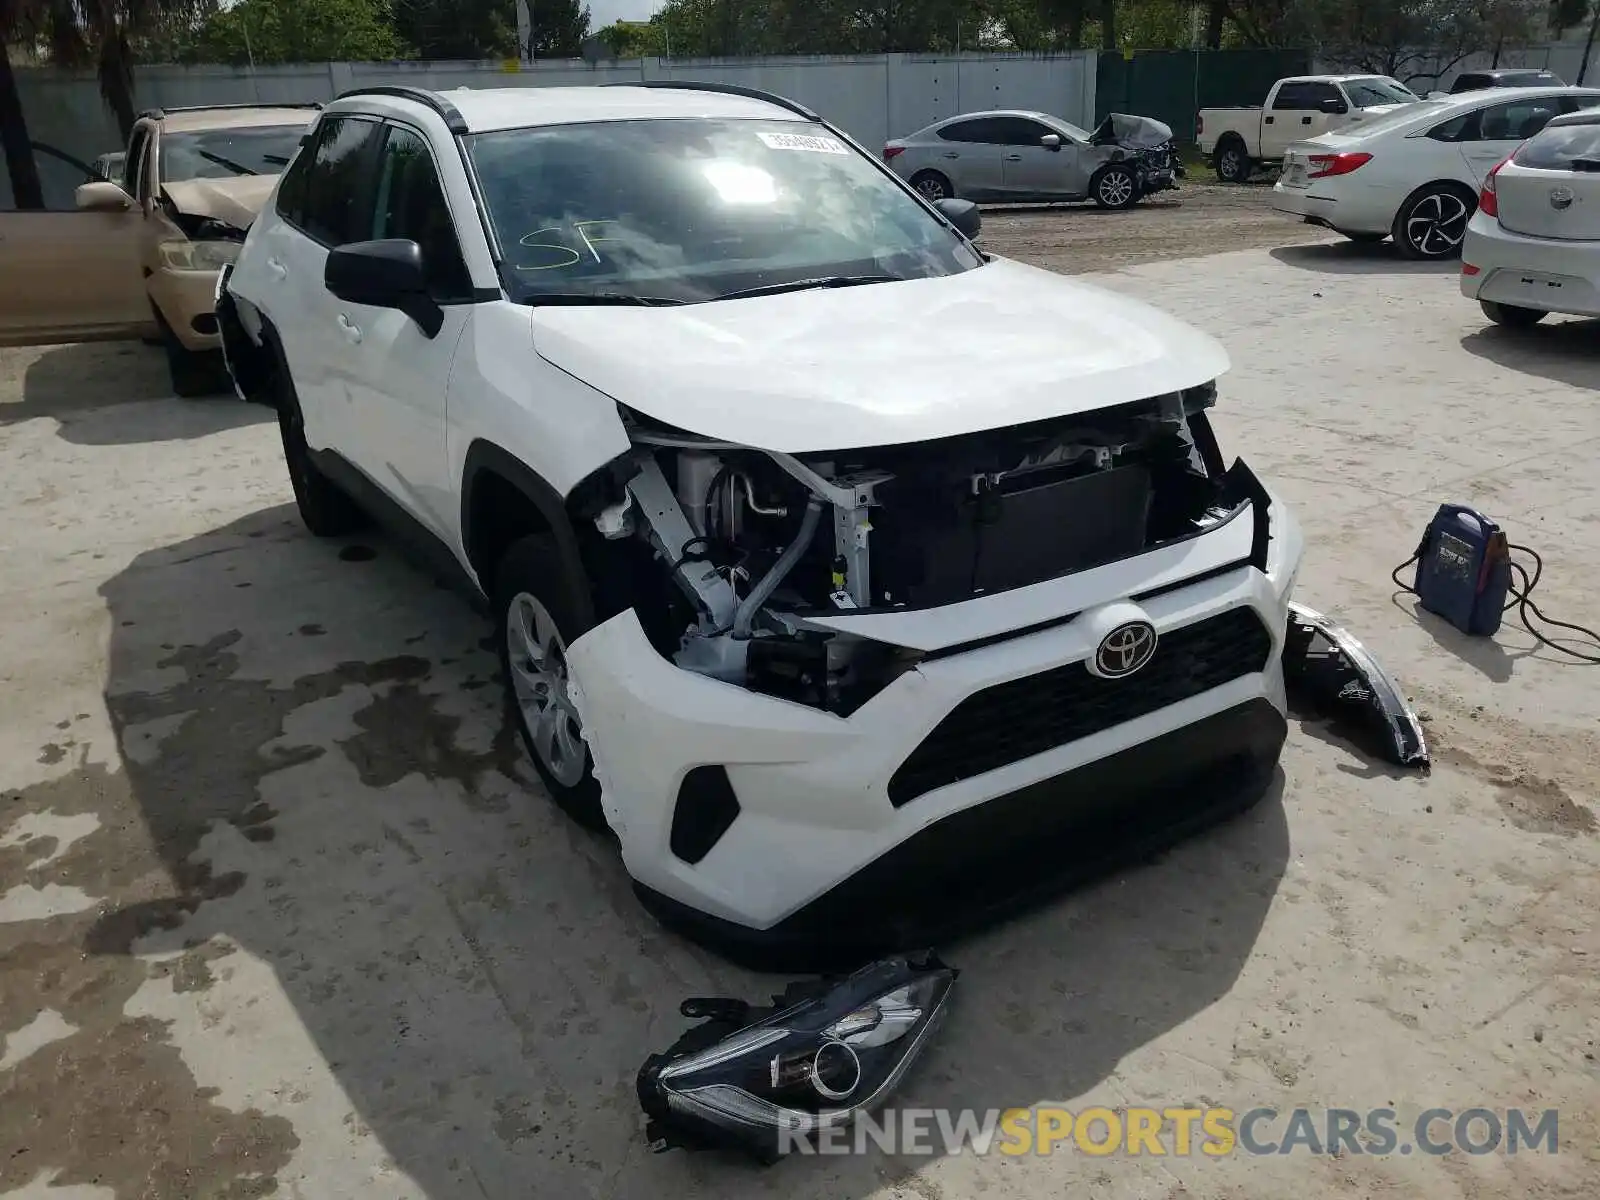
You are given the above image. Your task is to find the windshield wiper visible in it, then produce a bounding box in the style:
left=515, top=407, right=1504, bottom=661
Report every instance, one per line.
left=517, top=291, right=686, bottom=307
left=195, top=149, right=257, bottom=176
left=711, top=274, right=907, bottom=302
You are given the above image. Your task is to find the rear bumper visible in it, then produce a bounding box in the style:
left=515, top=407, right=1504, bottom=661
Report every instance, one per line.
left=637, top=699, right=1286, bottom=972
left=1461, top=211, right=1600, bottom=315
left=1271, top=179, right=1395, bottom=235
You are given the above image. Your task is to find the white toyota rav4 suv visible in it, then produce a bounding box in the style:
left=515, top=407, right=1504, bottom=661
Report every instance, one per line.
left=219, top=82, right=1314, bottom=968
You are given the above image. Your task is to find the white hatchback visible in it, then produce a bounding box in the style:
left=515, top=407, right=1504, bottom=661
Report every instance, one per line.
left=1272, top=86, right=1600, bottom=258
left=1462, top=105, right=1600, bottom=326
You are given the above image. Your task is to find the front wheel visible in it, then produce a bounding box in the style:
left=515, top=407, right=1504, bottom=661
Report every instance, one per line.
left=1393, top=185, right=1475, bottom=260
left=1480, top=300, right=1548, bottom=329
left=494, top=535, right=607, bottom=831
left=1092, top=165, right=1139, bottom=210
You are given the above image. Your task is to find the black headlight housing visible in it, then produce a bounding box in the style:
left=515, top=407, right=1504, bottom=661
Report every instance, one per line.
left=636, top=952, right=957, bottom=1163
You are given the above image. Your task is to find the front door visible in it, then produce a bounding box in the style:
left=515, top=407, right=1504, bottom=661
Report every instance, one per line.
left=336, top=122, right=472, bottom=539
left=996, top=116, right=1085, bottom=199
left=0, top=140, right=148, bottom=347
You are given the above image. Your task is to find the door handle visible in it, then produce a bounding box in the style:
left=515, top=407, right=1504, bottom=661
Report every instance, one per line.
left=1265, top=116, right=1275, bottom=124
left=336, top=314, right=362, bottom=344
left=942, top=151, right=960, bottom=159
left=1301, top=116, right=1313, bottom=124
left=266, top=257, right=287, bottom=279
left=1005, top=153, right=1023, bottom=161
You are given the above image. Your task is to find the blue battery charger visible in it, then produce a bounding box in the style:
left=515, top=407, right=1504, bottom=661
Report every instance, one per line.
left=1412, top=504, right=1512, bottom=637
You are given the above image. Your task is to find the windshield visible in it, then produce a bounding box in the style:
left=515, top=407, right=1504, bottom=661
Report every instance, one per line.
left=159, top=125, right=306, bottom=182
left=1345, top=77, right=1419, bottom=108
left=465, top=118, right=983, bottom=304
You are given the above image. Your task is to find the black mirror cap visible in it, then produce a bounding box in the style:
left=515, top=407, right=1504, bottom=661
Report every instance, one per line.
left=935, top=196, right=981, bottom=240
left=325, top=238, right=427, bottom=304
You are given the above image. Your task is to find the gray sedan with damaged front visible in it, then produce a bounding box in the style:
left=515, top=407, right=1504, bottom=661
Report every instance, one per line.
left=884, top=110, right=1181, bottom=209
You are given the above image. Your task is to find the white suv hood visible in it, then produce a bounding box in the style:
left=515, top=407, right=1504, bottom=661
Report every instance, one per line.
left=527, top=257, right=1228, bottom=451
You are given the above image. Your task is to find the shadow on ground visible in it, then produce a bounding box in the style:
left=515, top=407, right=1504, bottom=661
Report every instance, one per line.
left=1, top=341, right=257, bottom=444
left=1269, top=241, right=1457, bottom=275
left=1459, top=317, right=1600, bottom=389
left=5, top=507, right=1288, bottom=1198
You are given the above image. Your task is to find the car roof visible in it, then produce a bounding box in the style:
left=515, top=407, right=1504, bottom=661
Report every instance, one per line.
left=1281, top=74, right=1398, bottom=84
left=934, top=109, right=1064, bottom=123
left=1541, top=103, right=1600, bottom=128
left=147, top=105, right=320, bottom=134
left=328, top=85, right=809, bottom=134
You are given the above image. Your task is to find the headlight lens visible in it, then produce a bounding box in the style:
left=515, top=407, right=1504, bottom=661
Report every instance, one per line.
left=160, top=237, right=242, bottom=271
left=636, top=953, right=957, bottom=1162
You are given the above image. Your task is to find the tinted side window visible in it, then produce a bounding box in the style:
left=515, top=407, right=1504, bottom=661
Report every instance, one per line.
left=938, top=118, right=1000, bottom=143
left=1272, top=83, right=1314, bottom=110
left=1474, top=99, right=1560, bottom=142
left=988, top=117, right=1056, bottom=146
left=300, top=116, right=384, bottom=247
left=274, top=133, right=313, bottom=225
left=369, top=125, right=472, bottom=301
left=1427, top=112, right=1476, bottom=142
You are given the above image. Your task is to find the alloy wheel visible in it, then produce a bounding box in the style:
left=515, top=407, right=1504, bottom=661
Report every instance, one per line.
left=506, top=591, right=587, bottom=788
left=1405, top=191, right=1470, bottom=257
left=1099, top=170, right=1134, bottom=207
left=916, top=176, right=947, bottom=201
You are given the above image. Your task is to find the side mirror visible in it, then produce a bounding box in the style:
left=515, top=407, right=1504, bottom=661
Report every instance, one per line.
left=76, top=181, right=131, bottom=212
left=934, top=196, right=981, bottom=240
left=324, top=239, right=442, bottom=337
left=1320, top=98, right=1349, bottom=115
left=1040, top=133, right=1062, bottom=152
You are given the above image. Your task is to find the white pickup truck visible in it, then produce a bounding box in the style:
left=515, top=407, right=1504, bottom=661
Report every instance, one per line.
left=1197, top=75, right=1420, bottom=183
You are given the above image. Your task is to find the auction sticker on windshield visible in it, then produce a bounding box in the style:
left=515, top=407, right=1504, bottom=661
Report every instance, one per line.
left=758, top=131, right=849, bottom=154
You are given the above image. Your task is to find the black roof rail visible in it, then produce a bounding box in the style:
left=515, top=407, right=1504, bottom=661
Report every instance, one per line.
left=138, top=101, right=324, bottom=120
left=603, top=80, right=819, bottom=121
left=333, top=85, right=469, bottom=134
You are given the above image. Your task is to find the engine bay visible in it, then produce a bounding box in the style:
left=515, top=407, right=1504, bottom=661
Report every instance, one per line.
left=588, top=384, right=1246, bottom=713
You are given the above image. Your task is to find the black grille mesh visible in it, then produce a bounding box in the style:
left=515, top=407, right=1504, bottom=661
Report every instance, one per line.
left=888, top=607, right=1274, bottom=807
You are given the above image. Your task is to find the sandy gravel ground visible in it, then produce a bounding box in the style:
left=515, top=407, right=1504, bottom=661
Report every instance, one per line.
left=2, top=201, right=1598, bottom=1200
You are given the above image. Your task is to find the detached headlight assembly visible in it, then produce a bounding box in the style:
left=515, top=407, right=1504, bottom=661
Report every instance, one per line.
left=160, top=238, right=243, bottom=271
left=636, top=953, right=957, bottom=1163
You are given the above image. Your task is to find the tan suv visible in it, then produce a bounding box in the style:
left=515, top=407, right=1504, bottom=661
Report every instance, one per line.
left=0, top=102, right=318, bottom=395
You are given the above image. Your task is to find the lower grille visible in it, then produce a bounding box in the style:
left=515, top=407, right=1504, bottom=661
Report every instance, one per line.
left=888, top=606, right=1274, bottom=806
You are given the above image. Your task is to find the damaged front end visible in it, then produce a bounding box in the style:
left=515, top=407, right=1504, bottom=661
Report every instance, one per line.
left=583, top=382, right=1249, bottom=714
left=1091, top=112, right=1184, bottom=193
left=637, top=953, right=957, bottom=1163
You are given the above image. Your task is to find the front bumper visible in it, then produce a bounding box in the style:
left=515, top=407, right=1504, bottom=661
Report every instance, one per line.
left=149, top=264, right=225, bottom=351
left=567, top=492, right=1304, bottom=970
left=1461, top=211, right=1600, bottom=316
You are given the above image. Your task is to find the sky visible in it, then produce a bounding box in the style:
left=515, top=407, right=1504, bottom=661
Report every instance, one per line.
left=587, top=0, right=662, bottom=29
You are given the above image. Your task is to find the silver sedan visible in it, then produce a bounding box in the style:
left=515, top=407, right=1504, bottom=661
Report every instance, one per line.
left=884, top=109, right=1179, bottom=209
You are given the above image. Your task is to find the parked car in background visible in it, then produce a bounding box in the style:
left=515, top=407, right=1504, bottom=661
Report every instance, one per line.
left=0, top=101, right=318, bottom=395
left=884, top=110, right=1180, bottom=209
left=1461, top=105, right=1600, bottom=326
left=1198, top=75, right=1420, bottom=183
left=1271, top=86, right=1600, bottom=258
left=1442, top=68, right=1566, bottom=95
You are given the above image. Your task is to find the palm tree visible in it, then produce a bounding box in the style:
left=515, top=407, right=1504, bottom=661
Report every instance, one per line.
left=1, top=2, right=51, bottom=209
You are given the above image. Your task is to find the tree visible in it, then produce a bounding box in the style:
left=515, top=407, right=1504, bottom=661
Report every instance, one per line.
left=175, top=0, right=407, bottom=65
left=2, top=1, right=55, bottom=210
left=525, top=0, right=590, bottom=57
left=1309, top=0, right=1542, bottom=85
left=394, top=0, right=517, bottom=60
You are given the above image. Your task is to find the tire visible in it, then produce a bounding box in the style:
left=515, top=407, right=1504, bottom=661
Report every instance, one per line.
left=494, top=535, right=607, bottom=831
left=1392, top=184, right=1476, bottom=260
left=1092, top=165, right=1139, bottom=210
left=1214, top=139, right=1252, bottom=184
left=274, top=371, right=368, bottom=538
left=1341, top=231, right=1388, bottom=244
left=910, top=170, right=954, bottom=203
left=162, top=325, right=228, bottom=398
left=1480, top=300, right=1548, bottom=328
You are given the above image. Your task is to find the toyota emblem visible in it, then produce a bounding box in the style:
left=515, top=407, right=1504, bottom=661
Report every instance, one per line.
left=1550, top=186, right=1574, bottom=211
left=1095, top=621, right=1158, bottom=678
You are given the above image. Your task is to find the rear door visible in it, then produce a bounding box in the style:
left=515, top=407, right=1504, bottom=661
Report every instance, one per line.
left=995, top=116, right=1083, bottom=198
left=0, top=139, right=149, bottom=347
left=933, top=118, right=1007, bottom=200
left=1493, top=120, right=1600, bottom=241
left=1455, top=95, right=1567, bottom=183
